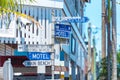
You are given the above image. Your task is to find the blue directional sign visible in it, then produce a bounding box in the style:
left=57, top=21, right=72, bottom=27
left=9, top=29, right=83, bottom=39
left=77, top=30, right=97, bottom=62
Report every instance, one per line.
left=55, top=24, right=71, bottom=39
left=27, top=52, right=51, bottom=60
left=23, top=60, right=52, bottom=66
left=55, top=17, right=89, bottom=23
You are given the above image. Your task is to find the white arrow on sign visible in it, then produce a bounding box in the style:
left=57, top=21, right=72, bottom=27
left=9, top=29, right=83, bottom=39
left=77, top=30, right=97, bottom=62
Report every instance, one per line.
left=23, top=60, right=52, bottom=67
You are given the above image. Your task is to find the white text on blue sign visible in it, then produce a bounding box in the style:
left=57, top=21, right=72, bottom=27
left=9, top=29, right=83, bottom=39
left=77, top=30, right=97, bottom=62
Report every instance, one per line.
left=28, top=52, right=51, bottom=60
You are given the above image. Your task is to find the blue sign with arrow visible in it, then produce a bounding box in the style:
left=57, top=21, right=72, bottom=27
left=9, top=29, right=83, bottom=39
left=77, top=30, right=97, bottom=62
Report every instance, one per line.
left=55, top=17, right=89, bottom=23
left=28, top=52, right=51, bottom=60
left=55, top=24, right=71, bottom=39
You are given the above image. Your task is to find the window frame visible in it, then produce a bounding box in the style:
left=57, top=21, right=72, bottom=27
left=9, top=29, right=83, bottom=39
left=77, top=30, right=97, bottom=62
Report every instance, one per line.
left=71, top=34, right=76, bottom=54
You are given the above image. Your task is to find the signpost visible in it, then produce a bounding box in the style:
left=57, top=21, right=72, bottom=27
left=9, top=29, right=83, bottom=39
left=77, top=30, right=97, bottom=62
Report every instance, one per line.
left=55, top=24, right=71, bottom=39
left=28, top=52, right=51, bottom=60
left=23, top=60, right=52, bottom=66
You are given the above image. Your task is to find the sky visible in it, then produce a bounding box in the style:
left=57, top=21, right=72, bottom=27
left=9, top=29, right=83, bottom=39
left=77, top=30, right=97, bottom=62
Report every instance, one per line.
left=84, top=0, right=120, bottom=60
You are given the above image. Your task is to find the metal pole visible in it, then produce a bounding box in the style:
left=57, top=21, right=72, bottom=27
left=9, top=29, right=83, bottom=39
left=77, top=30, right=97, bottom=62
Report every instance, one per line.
left=51, top=9, right=55, bottom=80
left=51, top=51, right=55, bottom=80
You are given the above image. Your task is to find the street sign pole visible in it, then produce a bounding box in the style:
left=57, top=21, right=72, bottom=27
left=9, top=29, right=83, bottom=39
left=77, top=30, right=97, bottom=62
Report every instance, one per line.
left=51, top=10, right=55, bottom=80
left=51, top=51, right=55, bottom=80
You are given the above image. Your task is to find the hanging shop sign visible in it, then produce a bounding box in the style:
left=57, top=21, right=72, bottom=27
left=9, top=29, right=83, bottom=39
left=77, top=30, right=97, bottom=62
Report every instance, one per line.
left=55, top=24, right=71, bottom=39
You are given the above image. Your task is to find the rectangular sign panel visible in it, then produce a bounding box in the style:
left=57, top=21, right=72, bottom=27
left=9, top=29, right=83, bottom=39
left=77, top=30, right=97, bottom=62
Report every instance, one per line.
left=55, top=31, right=70, bottom=38
left=55, top=24, right=71, bottom=31
left=55, top=17, right=89, bottom=23
left=27, top=45, right=53, bottom=52
left=23, top=60, right=52, bottom=66
left=28, top=52, right=51, bottom=60
left=18, top=44, right=53, bottom=52
left=55, top=24, right=71, bottom=39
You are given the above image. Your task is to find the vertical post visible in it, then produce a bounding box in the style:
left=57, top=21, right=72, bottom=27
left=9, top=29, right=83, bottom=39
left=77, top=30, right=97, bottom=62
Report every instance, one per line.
left=107, top=21, right=111, bottom=80
left=71, top=61, right=76, bottom=80
left=111, top=0, right=117, bottom=79
left=51, top=9, right=55, bottom=80
left=93, top=36, right=96, bottom=80
left=87, top=23, right=92, bottom=80
left=64, top=53, right=69, bottom=80
left=102, top=0, right=106, bottom=59
left=107, top=0, right=111, bottom=79
left=51, top=51, right=55, bottom=80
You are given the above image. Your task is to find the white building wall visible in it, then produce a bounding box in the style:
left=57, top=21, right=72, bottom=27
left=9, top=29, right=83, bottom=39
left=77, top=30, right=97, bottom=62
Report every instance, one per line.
left=20, top=0, right=64, bottom=9
left=0, top=6, right=63, bottom=45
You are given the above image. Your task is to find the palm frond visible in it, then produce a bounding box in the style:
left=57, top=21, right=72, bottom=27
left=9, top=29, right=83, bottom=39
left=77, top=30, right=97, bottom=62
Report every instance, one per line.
left=0, top=7, right=40, bottom=27
left=0, top=0, right=41, bottom=28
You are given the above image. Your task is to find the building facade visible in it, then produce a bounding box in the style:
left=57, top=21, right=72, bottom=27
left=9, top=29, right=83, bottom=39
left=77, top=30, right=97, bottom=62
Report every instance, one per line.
left=0, top=0, right=90, bottom=80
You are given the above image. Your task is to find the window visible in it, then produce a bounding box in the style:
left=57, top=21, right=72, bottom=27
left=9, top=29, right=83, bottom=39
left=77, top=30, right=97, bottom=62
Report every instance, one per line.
left=71, top=34, right=76, bottom=54
left=46, top=66, right=51, bottom=74
left=75, top=0, right=78, bottom=13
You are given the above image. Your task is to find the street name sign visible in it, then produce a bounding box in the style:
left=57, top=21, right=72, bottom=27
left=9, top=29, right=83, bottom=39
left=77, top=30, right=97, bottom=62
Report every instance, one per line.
left=28, top=52, right=51, bottom=60
left=23, top=60, right=52, bottom=66
left=55, top=24, right=71, bottom=39
left=27, top=45, right=53, bottom=52
left=18, top=44, right=53, bottom=52
left=55, top=17, right=89, bottom=23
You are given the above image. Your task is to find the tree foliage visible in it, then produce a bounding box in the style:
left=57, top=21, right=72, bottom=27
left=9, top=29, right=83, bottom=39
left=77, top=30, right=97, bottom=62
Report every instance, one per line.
left=117, top=48, right=120, bottom=78
left=97, top=48, right=120, bottom=80
left=0, top=0, right=39, bottom=26
left=97, top=57, right=108, bottom=80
